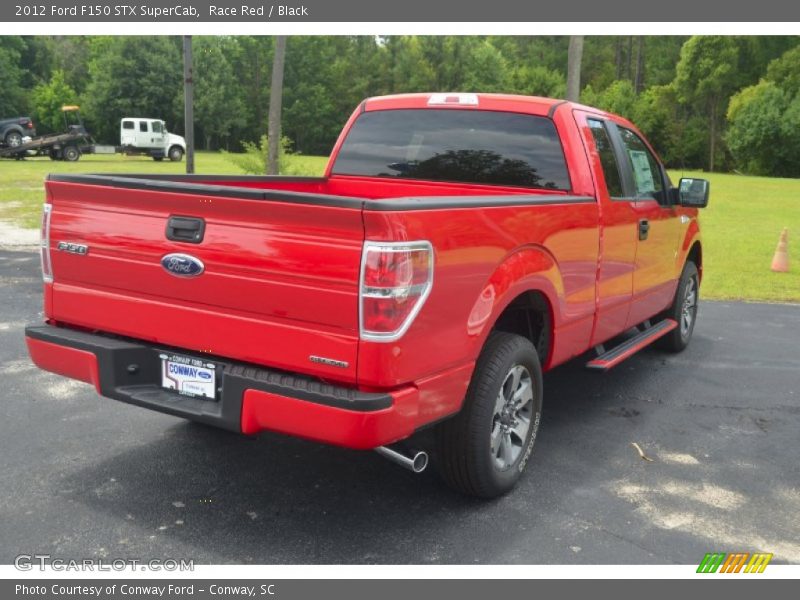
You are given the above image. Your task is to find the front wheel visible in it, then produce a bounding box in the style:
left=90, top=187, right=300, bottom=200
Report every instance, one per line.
left=658, top=261, right=699, bottom=353
left=434, top=331, right=543, bottom=498
left=168, top=146, right=184, bottom=162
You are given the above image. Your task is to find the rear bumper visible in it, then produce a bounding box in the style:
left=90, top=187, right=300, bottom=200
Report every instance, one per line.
left=25, top=325, right=418, bottom=449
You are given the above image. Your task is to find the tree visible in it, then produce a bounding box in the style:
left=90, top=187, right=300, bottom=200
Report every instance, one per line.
left=566, top=36, right=584, bottom=102
left=0, top=37, right=28, bottom=115
left=191, top=37, right=247, bottom=150
left=461, top=40, right=509, bottom=92
left=83, top=37, right=182, bottom=143
left=31, top=70, right=79, bottom=133
left=510, top=65, right=565, bottom=98
left=267, top=35, right=287, bottom=175
left=583, top=79, right=637, bottom=118
left=765, top=45, right=800, bottom=97
left=674, top=36, right=740, bottom=171
left=726, top=80, right=800, bottom=176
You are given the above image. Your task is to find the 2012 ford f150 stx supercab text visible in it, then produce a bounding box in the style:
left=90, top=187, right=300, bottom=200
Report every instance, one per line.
left=25, top=93, right=709, bottom=497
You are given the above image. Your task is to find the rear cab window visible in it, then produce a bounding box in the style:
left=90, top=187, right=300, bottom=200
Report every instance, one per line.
left=122, top=121, right=134, bottom=130
left=139, top=121, right=148, bottom=132
left=331, top=109, right=571, bottom=190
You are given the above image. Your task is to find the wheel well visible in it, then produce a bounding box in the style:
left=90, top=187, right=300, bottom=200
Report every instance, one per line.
left=688, top=242, right=702, bottom=281
left=491, top=291, right=552, bottom=364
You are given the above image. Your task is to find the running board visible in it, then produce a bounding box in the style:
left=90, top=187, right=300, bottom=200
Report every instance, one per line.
left=586, top=319, right=678, bottom=371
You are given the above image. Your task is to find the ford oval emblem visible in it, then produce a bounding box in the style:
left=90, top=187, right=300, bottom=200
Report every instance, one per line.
left=161, top=253, right=204, bottom=278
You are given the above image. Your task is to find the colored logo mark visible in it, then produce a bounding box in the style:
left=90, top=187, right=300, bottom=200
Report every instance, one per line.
left=697, top=552, right=773, bottom=573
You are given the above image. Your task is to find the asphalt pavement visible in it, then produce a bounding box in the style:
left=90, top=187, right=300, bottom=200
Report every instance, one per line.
left=1, top=247, right=798, bottom=565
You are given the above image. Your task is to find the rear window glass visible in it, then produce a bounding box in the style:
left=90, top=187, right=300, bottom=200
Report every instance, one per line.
left=331, top=109, right=571, bottom=190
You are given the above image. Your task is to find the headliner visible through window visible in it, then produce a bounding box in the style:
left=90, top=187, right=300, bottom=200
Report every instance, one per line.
left=332, top=109, right=571, bottom=190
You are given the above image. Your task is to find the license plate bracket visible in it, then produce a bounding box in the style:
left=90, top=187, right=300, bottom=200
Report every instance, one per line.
left=160, top=353, right=218, bottom=400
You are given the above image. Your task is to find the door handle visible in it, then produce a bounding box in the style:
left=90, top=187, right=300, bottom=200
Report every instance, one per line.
left=166, top=215, right=205, bottom=243
left=639, top=219, right=650, bottom=241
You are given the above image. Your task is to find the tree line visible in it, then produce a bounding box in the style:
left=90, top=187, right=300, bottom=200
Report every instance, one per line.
left=2, top=35, right=800, bottom=176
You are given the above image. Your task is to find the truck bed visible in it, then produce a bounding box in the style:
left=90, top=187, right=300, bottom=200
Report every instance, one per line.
left=44, top=172, right=597, bottom=395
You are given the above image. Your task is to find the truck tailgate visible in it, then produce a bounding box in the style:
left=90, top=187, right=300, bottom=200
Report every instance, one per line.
left=44, top=177, right=365, bottom=383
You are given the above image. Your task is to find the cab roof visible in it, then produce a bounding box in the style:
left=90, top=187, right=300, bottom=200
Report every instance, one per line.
left=363, top=92, right=622, bottom=122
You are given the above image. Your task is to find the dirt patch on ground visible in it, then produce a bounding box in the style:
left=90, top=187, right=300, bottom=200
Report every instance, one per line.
left=0, top=220, right=38, bottom=248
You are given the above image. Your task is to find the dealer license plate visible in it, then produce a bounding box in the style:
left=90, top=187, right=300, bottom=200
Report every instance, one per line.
left=160, top=353, right=217, bottom=399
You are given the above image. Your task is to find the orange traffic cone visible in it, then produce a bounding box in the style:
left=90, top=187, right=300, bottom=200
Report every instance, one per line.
left=771, top=228, right=790, bottom=273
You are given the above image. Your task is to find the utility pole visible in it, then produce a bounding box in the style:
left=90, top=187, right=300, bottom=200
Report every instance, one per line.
left=183, top=35, right=194, bottom=174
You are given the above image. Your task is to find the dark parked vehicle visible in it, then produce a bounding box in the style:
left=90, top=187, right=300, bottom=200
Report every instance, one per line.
left=0, top=117, right=36, bottom=147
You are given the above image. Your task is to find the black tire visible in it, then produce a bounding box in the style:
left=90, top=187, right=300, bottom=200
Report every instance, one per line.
left=153, top=156, right=164, bottom=162
left=657, top=261, right=699, bottom=353
left=168, top=146, right=183, bottom=162
left=63, top=146, right=80, bottom=162
left=434, top=331, right=543, bottom=498
left=4, top=131, right=23, bottom=147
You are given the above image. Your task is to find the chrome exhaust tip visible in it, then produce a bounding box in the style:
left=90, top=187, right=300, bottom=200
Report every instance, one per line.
left=375, top=445, right=429, bottom=473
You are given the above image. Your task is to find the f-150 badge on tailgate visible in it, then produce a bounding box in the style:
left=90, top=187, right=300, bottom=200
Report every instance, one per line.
left=161, top=253, right=204, bottom=277
left=56, top=241, right=88, bottom=255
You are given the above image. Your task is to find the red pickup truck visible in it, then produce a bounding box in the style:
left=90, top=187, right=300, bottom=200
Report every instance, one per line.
left=26, top=93, right=709, bottom=497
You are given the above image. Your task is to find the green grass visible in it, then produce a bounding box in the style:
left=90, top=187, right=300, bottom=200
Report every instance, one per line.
left=668, top=170, right=799, bottom=303
left=0, top=151, right=328, bottom=228
left=0, top=156, right=796, bottom=302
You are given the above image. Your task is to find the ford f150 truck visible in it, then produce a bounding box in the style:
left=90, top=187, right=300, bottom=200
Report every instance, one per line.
left=25, top=93, right=709, bottom=497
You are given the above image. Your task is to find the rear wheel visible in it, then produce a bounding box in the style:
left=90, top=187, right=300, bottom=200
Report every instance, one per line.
left=658, top=261, right=699, bottom=352
left=435, top=331, right=543, bottom=498
left=4, top=131, right=23, bottom=147
left=63, top=146, right=80, bottom=162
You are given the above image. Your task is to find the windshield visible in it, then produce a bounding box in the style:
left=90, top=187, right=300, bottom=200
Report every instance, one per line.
left=331, top=109, right=571, bottom=190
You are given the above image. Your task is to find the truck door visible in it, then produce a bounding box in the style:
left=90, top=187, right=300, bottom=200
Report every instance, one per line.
left=151, top=120, right=168, bottom=150
left=579, top=115, right=638, bottom=346
left=137, top=120, right=151, bottom=148
left=613, top=125, right=682, bottom=327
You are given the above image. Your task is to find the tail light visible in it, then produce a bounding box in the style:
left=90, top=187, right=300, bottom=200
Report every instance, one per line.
left=359, top=241, right=434, bottom=342
left=26, top=120, right=34, bottom=129
left=40, top=204, right=53, bottom=283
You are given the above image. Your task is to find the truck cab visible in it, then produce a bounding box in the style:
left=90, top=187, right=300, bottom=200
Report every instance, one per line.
left=120, top=118, right=185, bottom=161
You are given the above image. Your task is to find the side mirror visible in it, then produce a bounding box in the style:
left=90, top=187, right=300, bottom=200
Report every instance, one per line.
left=673, top=177, right=709, bottom=208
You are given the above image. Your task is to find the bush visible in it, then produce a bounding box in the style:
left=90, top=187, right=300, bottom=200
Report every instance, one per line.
left=223, top=135, right=307, bottom=176
left=580, top=80, right=637, bottom=119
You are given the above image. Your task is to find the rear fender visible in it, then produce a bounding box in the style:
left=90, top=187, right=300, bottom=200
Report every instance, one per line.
left=468, top=245, right=562, bottom=356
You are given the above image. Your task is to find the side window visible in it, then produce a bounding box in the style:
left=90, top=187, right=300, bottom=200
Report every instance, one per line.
left=139, top=121, right=148, bottom=133
left=152, top=121, right=163, bottom=133
left=122, top=121, right=134, bottom=130
left=617, top=127, right=664, bottom=200
left=587, top=119, right=624, bottom=198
